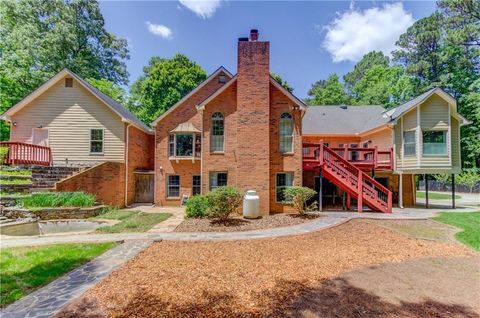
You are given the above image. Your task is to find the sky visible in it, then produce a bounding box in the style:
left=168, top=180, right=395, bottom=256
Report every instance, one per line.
left=99, top=0, right=437, bottom=99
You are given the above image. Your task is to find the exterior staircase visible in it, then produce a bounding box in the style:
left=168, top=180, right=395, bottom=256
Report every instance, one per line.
left=304, top=144, right=392, bottom=213
left=30, top=166, right=83, bottom=191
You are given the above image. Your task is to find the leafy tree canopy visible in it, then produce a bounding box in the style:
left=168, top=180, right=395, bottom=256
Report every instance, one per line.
left=86, top=78, right=127, bottom=105
left=128, top=54, right=207, bottom=124
left=343, top=51, right=390, bottom=92
left=305, top=74, right=350, bottom=105
left=271, top=73, right=294, bottom=93
left=0, top=0, right=129, bottom=140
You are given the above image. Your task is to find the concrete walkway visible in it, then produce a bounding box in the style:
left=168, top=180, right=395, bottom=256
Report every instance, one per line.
left=1, top=240, right=152, bottom=318
left=1, top=205, right=477, bottom=248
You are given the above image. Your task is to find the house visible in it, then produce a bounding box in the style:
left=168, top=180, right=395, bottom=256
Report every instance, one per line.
left=0, top=69, right=154, bottom=207
left=1, top=29, right=469, bottom=213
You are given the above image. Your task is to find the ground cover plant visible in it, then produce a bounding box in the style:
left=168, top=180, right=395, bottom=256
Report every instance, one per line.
left=185, top=195, right=209, bottom=218
left=21, top=192, right=96, bottom=208
left=92, top=209, right=171, bottom=233
left=0, top=242, right=116, bottom=307
left=0, top=168, right=31, bottom=177
left=416, top=191, right=461, bottom=200
left=0, top=179, right=32, bottom=185
left=433, top=212, right=480, bottom=251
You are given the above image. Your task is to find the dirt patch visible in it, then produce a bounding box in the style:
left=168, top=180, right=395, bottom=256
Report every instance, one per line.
left=365, top=219, right=460, bottom=242
left=174, top=213, right=320, bottom=232
left=57, top=220, right=476, bottom=318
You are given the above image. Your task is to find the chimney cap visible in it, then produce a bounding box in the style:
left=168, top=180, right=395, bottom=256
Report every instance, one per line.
left=238, top=37, right=249, bottom=42
left=250, top=29, right=258, bottom=34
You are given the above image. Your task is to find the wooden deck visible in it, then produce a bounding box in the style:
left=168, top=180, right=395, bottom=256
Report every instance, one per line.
left=0, top=142, right=52, bottom=166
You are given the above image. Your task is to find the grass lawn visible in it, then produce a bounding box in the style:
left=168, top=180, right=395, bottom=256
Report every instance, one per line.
left=0, top=169, right=31, bottom=177
left=416, top=191, right=461, bottom=200
left=0, top=242, right=116, bottom=307
left=0, top=179, right=32, bottom=185
left=93, top=210, right=171, bottom=233
left=433, top=212, right=480, bottom=251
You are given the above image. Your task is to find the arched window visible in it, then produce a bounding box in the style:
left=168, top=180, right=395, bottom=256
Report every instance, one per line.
left=279, top=112, right=293, bottom=153
left=211, top=112, right=224, bottom=152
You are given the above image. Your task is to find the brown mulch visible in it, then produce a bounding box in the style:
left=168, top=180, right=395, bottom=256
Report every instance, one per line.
left=57, top=220, right=476, bottom=318
left=174, top=213, right=320, bottom=232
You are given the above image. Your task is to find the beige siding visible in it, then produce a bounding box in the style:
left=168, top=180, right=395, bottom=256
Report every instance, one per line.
left=420, top=95, right=449, bottom=130
left=10, top=77, right=125, bottom=163
left=451, top=117, right=461, bottom=168
left=361, top=128, right=392, bottom=150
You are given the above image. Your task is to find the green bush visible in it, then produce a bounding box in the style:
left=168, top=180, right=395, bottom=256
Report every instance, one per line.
left=206, top=186, right=243, bottom=220
left=185, top=195, right=209, bottom=218
left=21, top=192, right=96, bottom=208
left=0, top=147, right=8, bottom=165
left=284, top=186, right=317, bottom=214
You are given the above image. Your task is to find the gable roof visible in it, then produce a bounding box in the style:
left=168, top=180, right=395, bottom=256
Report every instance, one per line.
left=303, top=105, right=389, bottom=135
left=196, top=74, right=307, bottom=111
left=1, top=69, right=153, bottom=134
left=151, top=66, right=233, bottom=126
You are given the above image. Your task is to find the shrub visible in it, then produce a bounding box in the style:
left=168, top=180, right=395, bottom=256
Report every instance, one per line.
left=0, top=147, right=8, bottom=165
left=456, top=168, right=480, bottom=193
left=284, top=186, right=317, bottom=214
left=185, top=195, right=209, bottom=218
left=21, top=192, right=96, bottom=208
left=206, top=186, right=243, bottom=220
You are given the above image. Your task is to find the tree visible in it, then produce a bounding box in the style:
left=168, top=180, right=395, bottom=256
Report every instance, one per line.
left=271, top=73, right=294, bottom=93
left=305, top=74, right=350, bottom=105
left=128, top=54, right=207, bottom=124
left=352, top=65, right=417, bottom=108
left=0, top=0, right=129, bottom=140
left=459, top=79, right=480, bottom=167
left=344, top=51, right=390, bottom=93
left=87, top=78, right=126, bottom=105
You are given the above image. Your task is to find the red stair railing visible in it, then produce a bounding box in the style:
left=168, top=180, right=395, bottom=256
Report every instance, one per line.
left=0, top=142, right=52, bottom=166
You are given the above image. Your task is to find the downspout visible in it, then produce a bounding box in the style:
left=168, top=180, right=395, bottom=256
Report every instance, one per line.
left=125, top=123, right=132, bottom=208
left=199, top=107, right=204, bottom=194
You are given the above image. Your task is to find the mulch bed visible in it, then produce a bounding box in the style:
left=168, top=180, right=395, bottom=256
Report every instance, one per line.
left=57, top=220, right=475, bottom=318
left=174, top=213, right=320, bottom=232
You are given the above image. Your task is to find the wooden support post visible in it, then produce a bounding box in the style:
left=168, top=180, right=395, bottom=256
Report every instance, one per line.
left=371, top=169, right=375, bottom=178
left=357, top=170, right=363, bottom=213
left=318, top=169, right=323, bottom=212
left=425, top=174, right=429, bottom=209
left=398, top=174, right=403, bottom=208
left=452, top=174, right=455, bottom=209
left=347, top=193, right=351, bottom=210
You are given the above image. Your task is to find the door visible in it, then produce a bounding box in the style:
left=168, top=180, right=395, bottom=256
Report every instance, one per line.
left=32, top=128, right=49, bottom=146
left=134, top=173, right=154, bottom=203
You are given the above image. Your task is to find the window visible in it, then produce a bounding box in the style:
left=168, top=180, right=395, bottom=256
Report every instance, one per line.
left=279, top=113, right=293, bottom=153
left=219, top=75, right=226, bottom=83
left=167, top=175, right=180, bottom=197
left=350, top=144, right=359, bottom=161
left=65, top=78, right=73, bottom=87
left=192, top=175, right=201, bottom=196
left=276, top=172, right=294, bottom=202
left=209, top=172, right=227, bottom=191
left=169, top=133, right=201, bottom=158
left=211, top=112, right=224, bottom=152
left=423, top=131, right=447, bottom=155
left=403, top=131, right=416, bottom=156
left=90, top=129, right=103, bottom=154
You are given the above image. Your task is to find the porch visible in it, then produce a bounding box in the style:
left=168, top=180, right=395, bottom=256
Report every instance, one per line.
left=0, top=142, right=52, bottom=166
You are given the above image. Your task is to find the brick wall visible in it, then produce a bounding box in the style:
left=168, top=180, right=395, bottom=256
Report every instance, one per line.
left=154, top=71, right=229, bottom=206
left=56, top=162, right=126, bottom=207
left=126, top=126, right=155, bottom=205
left=236, top=40, right=271, bottom=213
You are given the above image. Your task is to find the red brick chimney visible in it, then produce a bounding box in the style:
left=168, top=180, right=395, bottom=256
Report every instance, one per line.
left=236, top=29, right=271, bottom=214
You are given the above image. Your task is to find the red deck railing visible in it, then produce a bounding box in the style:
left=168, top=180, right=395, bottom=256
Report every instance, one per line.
left=303, top=143, right=393, bottom=171
left=0, top=142, right=52, bottom=166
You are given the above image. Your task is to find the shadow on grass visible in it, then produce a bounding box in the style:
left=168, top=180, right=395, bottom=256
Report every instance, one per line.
left=57, top=277, right=479, bottom=318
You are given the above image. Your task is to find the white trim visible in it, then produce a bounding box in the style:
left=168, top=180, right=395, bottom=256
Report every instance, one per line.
left=89, top=128, right=105, bottom=155
left=210, top=111, right=225, bottom=153
left=152, top=67, right=233, bottom=125
left=398, top=173, right=403, bottom=208
left=166, top=174, right=181, bottom=199
left=416, top=105, right=421, bottom=166
left=448, top=103, right=452, bottom=165
left=400, top=117, right=404, bottom=169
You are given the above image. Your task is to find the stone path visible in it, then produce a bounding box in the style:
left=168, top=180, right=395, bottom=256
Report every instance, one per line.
left=2, top=205, right=477, bottom=248
left=0, top=240, right=152, bottom=318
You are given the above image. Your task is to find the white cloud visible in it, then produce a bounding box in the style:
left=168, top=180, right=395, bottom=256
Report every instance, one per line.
left=146, top=21, right=172, bottom=39
left=179, top=0, right=221, bottom=19
left=322, top=3, right=414, bottom=63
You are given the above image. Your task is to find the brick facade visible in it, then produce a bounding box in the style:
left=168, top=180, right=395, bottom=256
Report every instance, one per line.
left=126, top=126, right=155, bottom=205
left=56, top=162, right=126, bottom=207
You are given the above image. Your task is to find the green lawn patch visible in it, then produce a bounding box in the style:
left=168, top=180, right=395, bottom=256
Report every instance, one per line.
left=416, top=191, right=461, bottom=200
left=0, top=179, right=32, bottom=185
left=433, top=212, right=480, bottom=251
left=93, top=210, right=171, bottom=233
left=21, top=192, right=95, bottom=208
left=0, top=170, right=31, bottom=177
left=0, top=242, right=116, bottom=307
left=0, top=192, right=30, bottom=198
